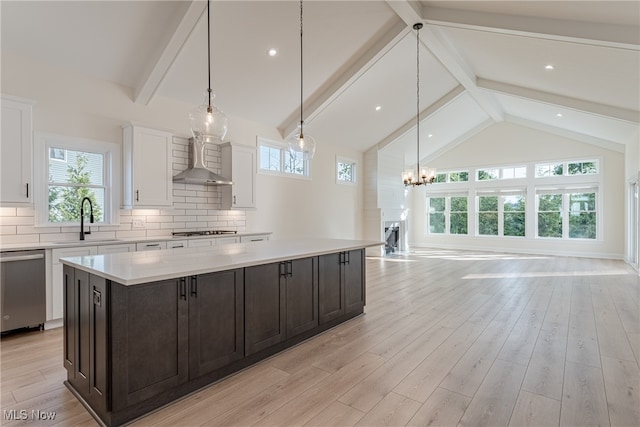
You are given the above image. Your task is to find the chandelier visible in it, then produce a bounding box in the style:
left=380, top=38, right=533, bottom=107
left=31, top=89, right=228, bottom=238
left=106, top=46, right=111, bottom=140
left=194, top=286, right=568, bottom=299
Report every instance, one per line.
left=188, top=0, right=228, bottom=143
left=403, top=23, right=435, bottom=187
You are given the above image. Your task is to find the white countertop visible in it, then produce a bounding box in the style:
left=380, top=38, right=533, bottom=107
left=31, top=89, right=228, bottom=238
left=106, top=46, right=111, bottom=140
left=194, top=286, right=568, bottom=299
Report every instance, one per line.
left=61, top=238, right=383, bottom=286
left=0, top=231, right=272, bottom=252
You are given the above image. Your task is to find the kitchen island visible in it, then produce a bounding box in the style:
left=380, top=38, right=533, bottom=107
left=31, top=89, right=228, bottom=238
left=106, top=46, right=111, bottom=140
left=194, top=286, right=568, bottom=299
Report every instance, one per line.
left=60, top=238, right=382, bottom=426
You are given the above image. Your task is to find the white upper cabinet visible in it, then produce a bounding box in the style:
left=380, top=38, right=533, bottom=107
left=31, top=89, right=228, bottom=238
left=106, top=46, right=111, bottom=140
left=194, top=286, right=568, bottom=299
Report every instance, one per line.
left=1, top=96, right=34, bottom=205
left=122, top=124, right=172, bottom=208
left=221, top=142, right=256, bottom=209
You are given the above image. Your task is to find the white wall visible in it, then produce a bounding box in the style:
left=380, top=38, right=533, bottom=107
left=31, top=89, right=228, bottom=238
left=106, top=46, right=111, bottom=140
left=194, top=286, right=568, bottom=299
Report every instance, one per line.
left=407, top=122, right=626, bottom=259
left=0, top=52, right=364, bottom=243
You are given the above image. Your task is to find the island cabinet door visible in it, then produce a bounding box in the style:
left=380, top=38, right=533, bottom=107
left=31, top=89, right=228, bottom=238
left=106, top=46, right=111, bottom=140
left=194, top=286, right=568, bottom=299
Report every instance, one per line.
left=344, top=249, right=365, bottom=315
left=285, top=257, right=318, bottom=339
left=245, top=263, right=285, bottom=356
left=188, top=269, right=244, bottom=379
left=318, top=253, right=344, bottom=324
left=110, top=279, right=189, bottom=411
left=63, top=266, right=76, bottom=381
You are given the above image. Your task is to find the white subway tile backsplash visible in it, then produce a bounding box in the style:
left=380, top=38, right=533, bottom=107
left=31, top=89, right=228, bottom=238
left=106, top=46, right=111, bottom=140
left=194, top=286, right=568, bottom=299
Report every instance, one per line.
left=162, top=222, right=184, bottom=229
left=145, top=215, right=174, bottom=223
left=115, top=230, right=147, bottom=239
left=16, top=207, right=35, bottom=216
left=145, top=230, right=173, bottom=237
left=0, top=234, right=40, bottom=244
left=0, top=226, right=17, bottom=234
left=1, top=216, right=37, bottom=226
left=0, top=207, right=17, bottom=216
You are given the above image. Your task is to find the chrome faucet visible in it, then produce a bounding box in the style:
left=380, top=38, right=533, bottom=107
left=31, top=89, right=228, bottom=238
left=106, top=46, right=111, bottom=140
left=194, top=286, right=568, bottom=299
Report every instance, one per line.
left=79, top=197, right=94, bottom=241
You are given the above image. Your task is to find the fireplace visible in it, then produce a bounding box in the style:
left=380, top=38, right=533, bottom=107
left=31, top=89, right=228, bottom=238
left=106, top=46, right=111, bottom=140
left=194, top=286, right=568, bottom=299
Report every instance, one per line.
left=384, top=221, right=403, bottom=254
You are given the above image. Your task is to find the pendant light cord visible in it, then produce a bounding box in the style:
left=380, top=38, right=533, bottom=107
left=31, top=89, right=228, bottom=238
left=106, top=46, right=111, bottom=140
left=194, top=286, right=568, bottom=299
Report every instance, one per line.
left=207, top=0, right=212, bottom=110
left=299, top=0, right=304, bottom=136
left=415, top=23, right=421, bottom=176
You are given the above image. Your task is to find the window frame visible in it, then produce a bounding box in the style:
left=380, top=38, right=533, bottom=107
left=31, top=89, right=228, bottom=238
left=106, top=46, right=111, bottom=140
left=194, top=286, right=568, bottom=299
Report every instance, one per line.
left=336, top=156, right=357, bottom=185
left=476, top=191, right=527, bottom=238
left=535, top=188, right=599, bottom=240
left=426, top=193, right=469, bottom=236
left=34, top=132, right=120, bottom=227
left=257, top=137, right=311, bottom=180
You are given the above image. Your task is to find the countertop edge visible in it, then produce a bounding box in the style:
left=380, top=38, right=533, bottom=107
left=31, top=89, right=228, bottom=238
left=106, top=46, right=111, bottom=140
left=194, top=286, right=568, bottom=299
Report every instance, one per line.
left=60, top=239, right=384, bottom=286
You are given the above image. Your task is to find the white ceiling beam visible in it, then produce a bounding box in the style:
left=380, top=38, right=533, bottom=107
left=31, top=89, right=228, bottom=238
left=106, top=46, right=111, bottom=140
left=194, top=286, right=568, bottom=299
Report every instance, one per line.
left=134, top=1, right=206, bottom=105
left=279, top=19, right=408, bottom=138
left=377, top=85, right=465, bottom=150
left=505, top=114, right=626, bottom=153
left=478, top=78, right=640, bottom=124
left=385, top=0, right=504, bottom=123
left=421, top=5, right=639, bottom=51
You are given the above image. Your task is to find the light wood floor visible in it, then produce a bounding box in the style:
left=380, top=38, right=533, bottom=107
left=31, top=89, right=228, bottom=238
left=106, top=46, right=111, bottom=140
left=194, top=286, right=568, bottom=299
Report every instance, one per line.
left=2, top=249, right=639, bottom=426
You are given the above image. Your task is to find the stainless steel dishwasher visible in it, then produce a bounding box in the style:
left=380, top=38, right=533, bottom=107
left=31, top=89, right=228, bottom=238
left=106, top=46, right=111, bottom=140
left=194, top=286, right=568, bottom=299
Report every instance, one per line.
left=1, top=249, right=46, bottom=333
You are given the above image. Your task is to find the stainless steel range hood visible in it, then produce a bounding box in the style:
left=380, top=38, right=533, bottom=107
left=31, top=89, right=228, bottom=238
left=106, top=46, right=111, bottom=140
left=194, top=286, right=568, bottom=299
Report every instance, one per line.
left=172, top=138, right=232, bottom=185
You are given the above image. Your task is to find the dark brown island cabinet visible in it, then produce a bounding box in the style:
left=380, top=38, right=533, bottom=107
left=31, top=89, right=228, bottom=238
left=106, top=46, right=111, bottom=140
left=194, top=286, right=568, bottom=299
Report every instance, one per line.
left=62, top=249, right=365, bottom=426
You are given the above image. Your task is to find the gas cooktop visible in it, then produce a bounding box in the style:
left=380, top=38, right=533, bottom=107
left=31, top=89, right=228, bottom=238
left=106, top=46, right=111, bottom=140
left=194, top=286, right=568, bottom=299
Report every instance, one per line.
left=172, top=230, right=238, bottom=237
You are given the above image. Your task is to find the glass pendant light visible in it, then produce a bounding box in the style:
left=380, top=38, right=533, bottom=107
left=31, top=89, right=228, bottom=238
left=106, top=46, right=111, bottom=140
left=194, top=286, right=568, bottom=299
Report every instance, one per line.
left=189, top=0, right=228, bottom=143
left=286, top=0, right=316, bottom=160
left=403, top=22, right=435, bottom=187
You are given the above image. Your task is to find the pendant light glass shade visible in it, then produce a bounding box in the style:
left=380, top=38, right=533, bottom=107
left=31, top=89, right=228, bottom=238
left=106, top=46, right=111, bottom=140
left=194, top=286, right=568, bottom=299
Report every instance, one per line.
left=189, top=90, right=228, bottom=143
left=189, top=0, right=227, bottom=144
left=287, top=123, right=316, bottom=160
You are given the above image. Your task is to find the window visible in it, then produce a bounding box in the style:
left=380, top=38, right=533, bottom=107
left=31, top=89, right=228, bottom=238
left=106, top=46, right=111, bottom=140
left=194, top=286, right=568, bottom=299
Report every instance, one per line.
left=428, top=195, right=468, bottom=235
left=568, top=160, right=598, bottom=175
left=478, top=193, right=526, bottom=237
left=477, top=166, right=525, bottom=181
left=258, top=138, right=309, bottom=178
left=503, top=195, right=526, bottom=237
left=535, top=162, right=563, bottom=177
left=428, top=197, right=445, bottom=233
left=432, top=170, right=469, bottom=184
left=478, top=196, right=498, bottom=235
left=535, top=160, right=599, bottom=178
left=569, top=192, right=596, bottom=238
left=336, top=157, right=357, bottom=184
left=536, top=191, right=597, bottom=239
left=537, top=194, right=562, bottom=237
left=35, top=133, right=119, bottom=226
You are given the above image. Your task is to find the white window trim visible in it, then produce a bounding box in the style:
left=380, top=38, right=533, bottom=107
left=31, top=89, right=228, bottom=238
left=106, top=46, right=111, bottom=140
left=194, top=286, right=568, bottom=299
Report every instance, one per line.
left=257, top=137, right=311, bottom=180
left=426, top=192, right=469, bottom=236
left=336, top=156, right=357, bottom=185
left=476, top=192, right=527, bottom=238
left=534, top=188, right=600, bottom=241
left=34, top=132, right=120, bottom=227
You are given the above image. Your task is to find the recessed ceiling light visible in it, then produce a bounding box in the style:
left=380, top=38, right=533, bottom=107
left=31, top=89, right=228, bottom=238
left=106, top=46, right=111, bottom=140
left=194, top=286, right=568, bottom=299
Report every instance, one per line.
left=428, top=134, right=433, bottom=138
left=375, top=105, right=382, bottom=111
left=267, top=48, right=278, bottom=57
left=545, top=64, right=554, bottom=70
left=556, top=113, right=563, bottom=117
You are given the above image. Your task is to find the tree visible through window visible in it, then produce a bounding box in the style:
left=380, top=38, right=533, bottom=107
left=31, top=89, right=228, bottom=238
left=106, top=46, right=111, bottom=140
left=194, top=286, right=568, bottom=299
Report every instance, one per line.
left=429, top=197, right=445, bottom=234
left=503, top=195, right=525, bottom=237
left=258, top=140, right=309, bottom=177
left=337, top=159, right=356, bottom=184
left=450, top=196, right=468, bottom=234
left=48, top=150, right=104, bottom=223
left=478, top=196, right=498, bottom=235
left=537, top=194, right=563, bottom=238
left=569, top=193, right=596, bottom=238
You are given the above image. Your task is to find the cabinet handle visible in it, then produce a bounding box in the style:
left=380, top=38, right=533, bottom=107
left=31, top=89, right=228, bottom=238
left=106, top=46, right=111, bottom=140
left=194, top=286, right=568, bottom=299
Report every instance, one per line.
left=233, top=195, right=237, bottom=205
left=135, top=190, right=139, bottom=202
left=279, top=262, right=286, bottom=278
left=286, top=261, right=293, bottom=277
left=146, top=243, right=160, bottom=248
left=190, top=276, right=197, bottom=298
left=179, top=278, right=187, bottom=300
left=26, top=183, right=29, bottom=198
left=345, top=251, right=350, bottom=265
left=339, top=252, right=344, bottom=265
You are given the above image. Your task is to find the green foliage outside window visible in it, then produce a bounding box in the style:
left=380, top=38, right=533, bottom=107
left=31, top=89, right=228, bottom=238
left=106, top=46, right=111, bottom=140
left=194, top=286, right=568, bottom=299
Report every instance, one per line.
left=568, top=161, right=597, bottom=175
left=538, top=194, right=562, bottom=238
left=49, top=153, right=103, bottom=223
left=503, top=195, right=525, bottom=237
left=449, top=172, right=469, bottom=182
left=450, top=197, right=467, bottom=234
left=478, top=169, right=498, bottom=181
left=478, top=196, right=498, bottom=235
left=434, top=173, right=447, bottom=183
left=569, top=193, right=596, bottom=239
left=429, top=197, right=445, bottom=234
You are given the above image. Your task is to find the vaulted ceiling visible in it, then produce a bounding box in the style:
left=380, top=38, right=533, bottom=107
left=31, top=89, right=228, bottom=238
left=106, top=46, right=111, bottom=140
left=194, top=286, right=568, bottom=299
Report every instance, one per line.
left=2, top=1, right=638, bottom=167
